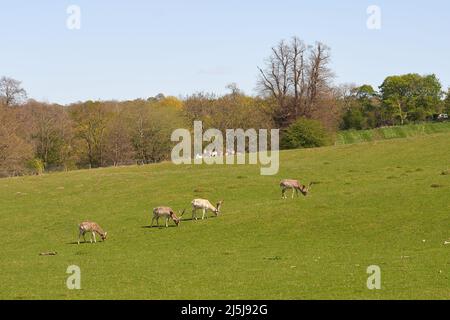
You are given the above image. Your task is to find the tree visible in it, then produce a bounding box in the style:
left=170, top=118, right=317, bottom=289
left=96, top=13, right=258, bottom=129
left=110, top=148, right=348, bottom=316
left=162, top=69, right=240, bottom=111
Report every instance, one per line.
left=338, top=84, right=381, bottom=130
left=258, top=39, right=291, bottom=126
left=128, top=99, right=185, bottom=164
left=104, top=108, right=134, bottom=166
left=258, top=37, right=333, bottom=127
left=155, top=96, right=183, bottom=109
left=0, top=107, right=33, bottom=176
left=24, top=101, right=74, bottom=169
left=69, top=101, right=111, bottom=168
left=0, top=76, right=27, bottom=107
left=379, top=74, right=442, bottom=125
left=444, top=88, right=450, bottom=114
left=183, top=89, right=273, bottom=135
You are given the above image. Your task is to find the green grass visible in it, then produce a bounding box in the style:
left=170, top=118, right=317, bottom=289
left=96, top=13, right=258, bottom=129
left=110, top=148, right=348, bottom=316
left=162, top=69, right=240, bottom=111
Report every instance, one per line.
left=336, top=122, right=450, bottom=145
left=1, top=131, right=450, bottom=299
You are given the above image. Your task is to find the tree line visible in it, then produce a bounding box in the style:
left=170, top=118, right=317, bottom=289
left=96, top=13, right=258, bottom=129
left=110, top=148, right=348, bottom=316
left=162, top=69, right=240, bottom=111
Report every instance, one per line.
left=1, top=36, right=450, bottom=177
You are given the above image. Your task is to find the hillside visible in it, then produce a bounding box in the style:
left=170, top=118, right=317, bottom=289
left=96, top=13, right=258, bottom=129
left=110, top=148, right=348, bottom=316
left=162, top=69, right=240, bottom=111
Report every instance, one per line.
left=336, top=122, right=450, bottom=145
left=0, top=131, right=450, bottom=299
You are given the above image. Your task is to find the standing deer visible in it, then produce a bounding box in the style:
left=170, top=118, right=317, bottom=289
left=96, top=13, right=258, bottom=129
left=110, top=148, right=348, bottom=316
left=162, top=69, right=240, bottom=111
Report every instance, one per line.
left=191, top=199, right=223, bottom=220
left=78, top=221, right=107, bottom=244
left=151, top=207, right=184, bottom=228
left=280, top=179, right=312, bottom=199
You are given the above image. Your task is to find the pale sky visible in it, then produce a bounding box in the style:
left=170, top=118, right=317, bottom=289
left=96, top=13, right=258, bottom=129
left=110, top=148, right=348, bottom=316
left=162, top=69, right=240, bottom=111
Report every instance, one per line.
left=1, top=0, right=449, bottom=104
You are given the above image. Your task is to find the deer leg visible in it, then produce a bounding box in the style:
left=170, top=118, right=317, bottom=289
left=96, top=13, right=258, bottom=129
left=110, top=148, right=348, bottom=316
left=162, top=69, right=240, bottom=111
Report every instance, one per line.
left=151, top=216, right=155, bottom=227
left=83, top=233, right=87, bottom=243
left=292, top=188, right=295, bottom=199
left=192, top=208, right=197, bottom=221
left=165, top=217, right=169, bottom=228
left=93, top=232, right=97, bottom=243
left=202, top=208, right=206, bottom=220
left=156, top=217, right=160, bottom=227
left=78, top=231, right=82, bottom=245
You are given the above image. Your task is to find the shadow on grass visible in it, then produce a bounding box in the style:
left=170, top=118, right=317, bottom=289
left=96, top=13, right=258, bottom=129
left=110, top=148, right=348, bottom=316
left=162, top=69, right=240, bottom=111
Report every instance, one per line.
left=141, top=225, right=178, bottom=229
left=67, top=241, right=105, bottom=245
left=141, top=216, right=218, bottom=228
left=181, top=216, right=218, bottom=222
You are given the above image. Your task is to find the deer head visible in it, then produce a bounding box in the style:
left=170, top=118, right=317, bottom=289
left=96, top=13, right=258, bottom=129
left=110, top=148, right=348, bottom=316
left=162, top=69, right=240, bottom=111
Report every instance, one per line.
left=299, top=183, right=313, bottom=196
left=101, top=231, right=108, bottom=241
left=174, top=209, right=186, bottom=226
left=169, top=213, right=179, bottom=226
left=215, top=200, right=224, bottom=215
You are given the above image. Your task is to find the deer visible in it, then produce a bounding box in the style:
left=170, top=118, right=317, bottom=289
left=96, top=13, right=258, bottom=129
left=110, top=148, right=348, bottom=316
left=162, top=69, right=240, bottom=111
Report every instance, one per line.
left=280, top=179, right=312, bottom=199
left=191, top=199, right=223, bottom=220
left=78, top=221, right=107, bottom=244
left=151, top=207, right=185, bottom=228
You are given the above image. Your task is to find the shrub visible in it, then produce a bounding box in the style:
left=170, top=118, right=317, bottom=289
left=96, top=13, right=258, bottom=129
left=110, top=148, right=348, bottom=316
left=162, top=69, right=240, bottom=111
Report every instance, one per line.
left=27, top=158, right=45, bottom=175
left=280, top=118, right=332, bottom=150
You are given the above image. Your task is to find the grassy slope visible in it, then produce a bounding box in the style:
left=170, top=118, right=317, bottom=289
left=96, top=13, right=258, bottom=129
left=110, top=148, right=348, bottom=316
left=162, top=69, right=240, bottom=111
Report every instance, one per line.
left=336, top=122, right=450, bottom=145
left=0, top=133, right=450, bottom=299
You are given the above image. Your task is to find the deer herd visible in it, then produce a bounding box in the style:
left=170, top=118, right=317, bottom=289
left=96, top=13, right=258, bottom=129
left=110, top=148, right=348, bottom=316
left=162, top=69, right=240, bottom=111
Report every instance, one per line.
left=77, top=179, right=312, bottom=244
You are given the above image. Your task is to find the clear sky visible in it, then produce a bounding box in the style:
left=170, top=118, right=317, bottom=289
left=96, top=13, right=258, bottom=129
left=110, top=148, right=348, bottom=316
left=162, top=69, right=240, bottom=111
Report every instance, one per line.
left=1, top=0, right=449, bottom=104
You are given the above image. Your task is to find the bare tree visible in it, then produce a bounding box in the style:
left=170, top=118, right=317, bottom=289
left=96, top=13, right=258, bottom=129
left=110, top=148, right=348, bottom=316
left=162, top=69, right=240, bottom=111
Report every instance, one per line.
left=69, top=101, right=110, bottom=168
left=104, top=112, right=134, bottom=166
left=24, top=101, right=73, bottom=169
left=257, top=37, right=333, bottom=127
left=291, top=37, right=307, bottom=118
left=305, top=42, right=333, bottom=117
left=258, top=40, right=291, bottom=126
left=0, top=107, right=33, bottom=177
left=0, top=77, right=27, bottom=107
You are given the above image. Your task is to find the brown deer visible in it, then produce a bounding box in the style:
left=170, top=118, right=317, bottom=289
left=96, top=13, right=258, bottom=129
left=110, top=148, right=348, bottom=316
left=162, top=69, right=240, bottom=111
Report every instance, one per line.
left=280, top=179, right=312, bottom=199
left=78, top=221, right=107, bottom=244
left=152, top=207, right=185, bottom=228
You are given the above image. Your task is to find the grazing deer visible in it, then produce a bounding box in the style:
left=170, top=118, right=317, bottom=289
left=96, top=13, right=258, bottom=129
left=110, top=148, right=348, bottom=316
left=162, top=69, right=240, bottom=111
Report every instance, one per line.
left=280, top=179, right=312, bottom=199
left=78, top=221, right=107, bottom=244
left=151, top=207, right=184, bottom=228
left=191, top=199, right=223, bottom=220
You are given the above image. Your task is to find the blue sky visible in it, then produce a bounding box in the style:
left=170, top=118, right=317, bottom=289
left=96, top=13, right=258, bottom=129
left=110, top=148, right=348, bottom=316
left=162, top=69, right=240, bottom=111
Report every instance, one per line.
left=0, top=0, right=449, bottom=104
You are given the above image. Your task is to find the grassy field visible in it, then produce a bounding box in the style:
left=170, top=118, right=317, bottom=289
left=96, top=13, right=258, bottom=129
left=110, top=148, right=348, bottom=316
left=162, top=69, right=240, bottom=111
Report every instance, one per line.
left=1, top=131, right=450, bottom=299
left=336, top=122, right=450, bottom=145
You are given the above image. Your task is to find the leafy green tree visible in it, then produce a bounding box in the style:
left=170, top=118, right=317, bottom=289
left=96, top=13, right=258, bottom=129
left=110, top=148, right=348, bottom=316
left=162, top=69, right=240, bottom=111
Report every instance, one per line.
left=444, top=88, right=450, bottom=114
left=342, top=107, right=366, bottom=130
left=379, top=74, right=442, bottom=125
left=340, top=84, right=381, bottom=130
